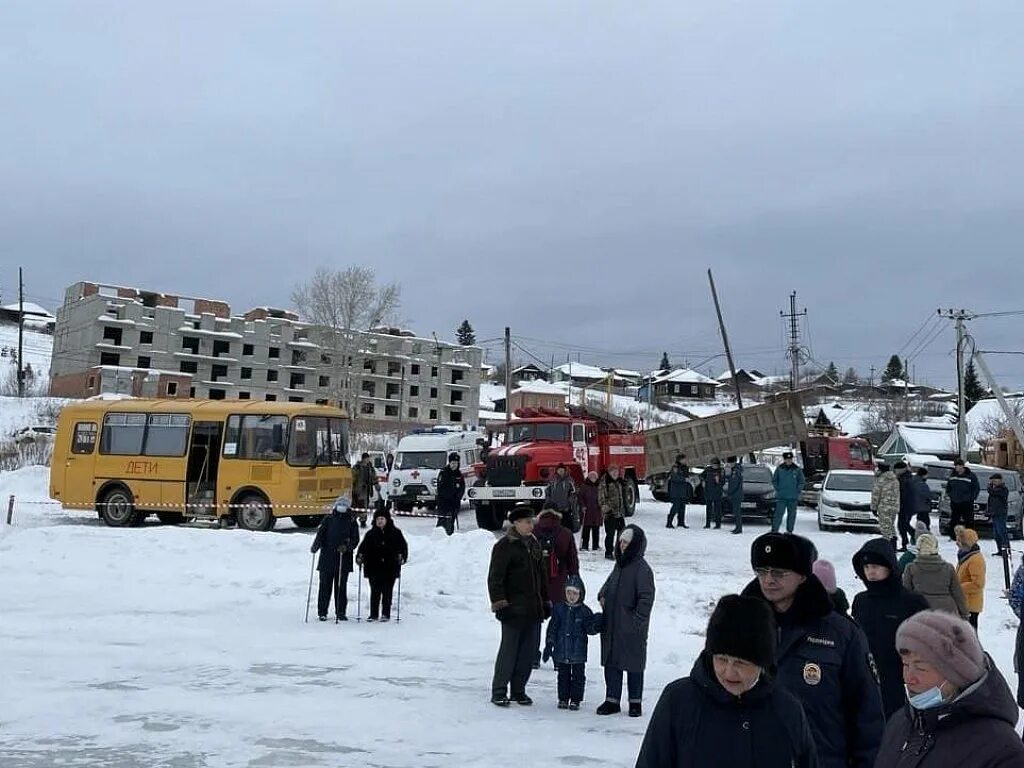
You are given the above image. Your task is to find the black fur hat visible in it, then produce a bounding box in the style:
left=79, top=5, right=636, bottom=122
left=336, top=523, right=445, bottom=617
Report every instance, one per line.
left=507, top=504, right=535, bottom=523
left=751, top=532, right=816, bottom=577
left=705, top=594, right=777, bottom=669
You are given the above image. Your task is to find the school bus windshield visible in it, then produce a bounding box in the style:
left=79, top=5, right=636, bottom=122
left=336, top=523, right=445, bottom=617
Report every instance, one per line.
left=287, top=416, right=350, bottom=467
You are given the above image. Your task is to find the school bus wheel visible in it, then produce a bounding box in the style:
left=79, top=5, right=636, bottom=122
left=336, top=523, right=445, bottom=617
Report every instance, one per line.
left=99, top=486, right=137, bottom=528
left=235, top=494, right=276, bottom=532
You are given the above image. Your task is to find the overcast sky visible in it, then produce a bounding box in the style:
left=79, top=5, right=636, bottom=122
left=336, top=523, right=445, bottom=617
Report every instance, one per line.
left=2, top=2, right=1023, bottom=388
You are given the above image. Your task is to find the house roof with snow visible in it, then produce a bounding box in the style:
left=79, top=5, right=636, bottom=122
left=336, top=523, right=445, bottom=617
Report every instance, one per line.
left=0, top=302, right=55, bottom=320
left=511, top=381, right=567, bottom=396
left=878, top=421, right=959, bottom=458
left=553, top=362, right=607, bottom=379
left=651, top=368, right=720, bottom=386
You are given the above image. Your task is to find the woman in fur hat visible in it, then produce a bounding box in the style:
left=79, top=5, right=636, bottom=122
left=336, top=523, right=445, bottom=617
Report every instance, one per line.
left=636, top=594, right=817, bottom=767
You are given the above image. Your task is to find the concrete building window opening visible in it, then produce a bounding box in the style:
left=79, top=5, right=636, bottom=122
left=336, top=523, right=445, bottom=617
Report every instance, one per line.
left=140, top=331, right=153, bottom=345
left=166, top=382, right=178, bottom=396
left=361, top=403, right=375, bottom=415
left=102, top=326, right=123, bottom=345
left=137, top=356, right=151, bottom=369
left=241, top=367, right=252, bottom=380
left=410, top=385, right=419, bottom=397
left=429, top=409, right=438, bottom=420
left=408, top=406, right=419, bottom=418
left=243, top=344, right=254, bottom=356
left=411, top=364, right=420, bottom=376
left=318, top=375, right=330, bottom=388
left=268, top=347, right=280, bottom=359
left=180, top=361, right=198, bottom=374
left=266, top=370, right=278, bottom=383
left=182, top=336, right=200, bottom=355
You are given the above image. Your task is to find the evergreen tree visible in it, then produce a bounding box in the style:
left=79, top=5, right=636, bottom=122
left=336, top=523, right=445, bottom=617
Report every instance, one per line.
left=825, top=361, right=839, bottom=382
left=964, top=360, right=985, bottom=411
left=659, top=352, right=671, bottom=372
left=842, top=367, right=859, bottom=385
left=882, top=354, right=904, bottom=382
left=456, top=320, right=476, bottom=346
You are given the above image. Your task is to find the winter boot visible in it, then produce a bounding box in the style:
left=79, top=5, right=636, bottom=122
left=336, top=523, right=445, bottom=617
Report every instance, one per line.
left=512, top=693, right=533, bottom=706
left=491, top=694, right=510, bottom=707
left=568, top=701, right=580, bottom=711
left=557, top=700, right=569, bottom=710
left=318, top=615, right=327, bottom=622
left=596, top=701, right=621, bottom=716
left=629, top=703, right=642, bottom=718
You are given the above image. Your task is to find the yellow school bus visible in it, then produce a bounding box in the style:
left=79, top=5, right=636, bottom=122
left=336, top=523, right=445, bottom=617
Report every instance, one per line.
left=50, top=399, right=351, bottom=531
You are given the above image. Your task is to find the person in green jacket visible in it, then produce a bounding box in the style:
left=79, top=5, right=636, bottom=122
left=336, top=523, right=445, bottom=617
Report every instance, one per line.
left=771, top=452, right=805, bottom=533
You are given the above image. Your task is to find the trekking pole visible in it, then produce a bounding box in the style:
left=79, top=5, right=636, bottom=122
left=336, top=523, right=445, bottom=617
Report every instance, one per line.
left=304, top=552, right=315, bottom=623
left=396, top=572, right=402, bottom=624
left=1002, top=547, right=1011, bottom=591
left=356, top=565, right=364, bottom=626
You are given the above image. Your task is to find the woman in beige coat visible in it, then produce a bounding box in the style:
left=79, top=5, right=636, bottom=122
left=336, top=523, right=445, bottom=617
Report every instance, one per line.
left=902, top=533, right=969, bottom=619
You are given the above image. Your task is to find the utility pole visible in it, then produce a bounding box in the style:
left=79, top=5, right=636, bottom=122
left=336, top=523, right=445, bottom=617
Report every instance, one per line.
left=17, top=267, right=25, bottom=398
left=938, top=309, right=974, bottom=459
left=708, top=269, right=744, bottom=410
left=504, top=326, right=511, bottom=422
left=780, top=291, right=807, bottom=391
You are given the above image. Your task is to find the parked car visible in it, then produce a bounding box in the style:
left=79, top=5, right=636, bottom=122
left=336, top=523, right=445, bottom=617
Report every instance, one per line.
left=722, top=464, right=777, bottom=522
left=12, top=425, right=56, bottom=445
left=936, top=462, right=1024, bottom=540
left=816, top=469, right=878, bottom=531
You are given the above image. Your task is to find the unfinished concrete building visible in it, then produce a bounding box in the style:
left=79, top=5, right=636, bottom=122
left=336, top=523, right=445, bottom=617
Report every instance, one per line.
left=49, top=281, right=483, bottom=428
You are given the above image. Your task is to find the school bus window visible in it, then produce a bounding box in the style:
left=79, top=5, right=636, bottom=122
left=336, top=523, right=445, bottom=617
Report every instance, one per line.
left=72, top=422, right=97, bottom=454
left=223, top=414, right=287, bottom=460
left=144, top=414, right=191, bottom=457
left=100, top=413, right=147, bottom=455
left=288, top=417, right=349, bottom=467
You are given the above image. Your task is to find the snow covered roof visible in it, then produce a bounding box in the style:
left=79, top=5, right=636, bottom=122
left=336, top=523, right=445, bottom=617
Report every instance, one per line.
left=652, top=368, right=719, bottom=386
left=885, top=422, right=959, bottom=455
left=511, top=381, right=567, bottom=396
left=612, top=368, right=642, bottom=378
left=1, top=302, right=55, bottom=319
left=966, top=396, right=1024, bottom=448
left=553, top=362, right=608, bottom=379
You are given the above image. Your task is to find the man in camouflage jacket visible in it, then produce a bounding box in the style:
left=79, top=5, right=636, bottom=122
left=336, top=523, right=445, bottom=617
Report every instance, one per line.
left=871, top=464, right=899, bottom=547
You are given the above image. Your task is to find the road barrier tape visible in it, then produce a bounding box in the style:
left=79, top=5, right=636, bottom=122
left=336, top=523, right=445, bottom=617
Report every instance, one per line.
left=8, top=496, right=449, bottom=520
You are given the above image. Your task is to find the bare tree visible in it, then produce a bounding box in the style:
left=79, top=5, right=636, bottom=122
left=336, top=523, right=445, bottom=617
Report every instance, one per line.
left=291, top=267, right=402, bottom=413
left=860, top=398, right=950, bottom=436
left=974, top=397, right=1024, bottom=444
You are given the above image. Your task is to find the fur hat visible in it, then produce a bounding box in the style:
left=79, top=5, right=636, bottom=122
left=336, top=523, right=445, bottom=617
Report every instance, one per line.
left=812, top=559, right=838, bottom=594
left=896, top=610, right=985, bottom=689
left=914, top=519, right=929, bottom=535
left=917, top=533, right=939, bottom=556
left=705, top=594, right=777, bottom=669
left=507, top=504, right=535, bottom=523
left=448, top=452, right=460, bottom=462
left=751, top=533, right=816, bottom=577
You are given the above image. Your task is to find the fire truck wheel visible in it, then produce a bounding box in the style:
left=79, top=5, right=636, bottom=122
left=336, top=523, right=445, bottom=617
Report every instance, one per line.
left=235, top=494, right=276, bottom=532
left=623, top=481, right=638, bottom=516
left=290, top=515, right=323, bottom=529
left=157, top=512, right=187, bottom=525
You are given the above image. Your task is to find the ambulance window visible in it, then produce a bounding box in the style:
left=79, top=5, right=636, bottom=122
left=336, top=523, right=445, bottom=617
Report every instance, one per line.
left=572, top=425, right=585, bottom=443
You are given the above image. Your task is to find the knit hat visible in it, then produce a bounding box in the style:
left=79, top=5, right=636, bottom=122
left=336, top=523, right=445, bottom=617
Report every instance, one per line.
left=896, top=610, right=985, bottom=689
left=705, top=594, right=777, bottom=669
left=917, top=533, right=939, bottom=556
left=587, top=471, right=598, bottom=481
left=507, top=504, right=535, bottom=523
left=751, top=533, right=816, bottom=577
left=332, top=495, right=351, bottom=513
left=812, top=559, right=838, bottom=594
left=858, top=549, right=893, bottom=570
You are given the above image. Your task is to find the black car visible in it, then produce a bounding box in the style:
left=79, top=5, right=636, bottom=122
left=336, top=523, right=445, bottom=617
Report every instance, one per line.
left=722, top=465, right=776, bottom=521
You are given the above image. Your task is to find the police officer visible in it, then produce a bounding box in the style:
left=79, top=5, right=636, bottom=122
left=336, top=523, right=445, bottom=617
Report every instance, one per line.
left=742, top=532, right=883, bottom=768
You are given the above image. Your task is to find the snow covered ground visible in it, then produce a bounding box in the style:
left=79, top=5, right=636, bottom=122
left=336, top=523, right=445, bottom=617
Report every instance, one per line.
left=0, top=323, right=53, bottom=382
left=1, top=469, right=1021, bottom=767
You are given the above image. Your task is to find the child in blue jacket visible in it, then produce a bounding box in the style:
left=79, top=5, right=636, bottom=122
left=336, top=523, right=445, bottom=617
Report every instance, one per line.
left=542, top=575, right=603, bottom=710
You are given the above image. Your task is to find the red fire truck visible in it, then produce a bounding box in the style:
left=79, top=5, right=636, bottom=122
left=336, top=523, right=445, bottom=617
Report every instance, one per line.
left=470, top=405, right=646, bottom=530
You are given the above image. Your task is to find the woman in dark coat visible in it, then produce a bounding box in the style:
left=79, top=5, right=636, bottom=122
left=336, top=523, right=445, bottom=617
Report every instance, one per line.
left=636, top=594, right=818, bottom=768
left=597, top=524, right=655, bottom=717
left=533, top=507, right=579, bottom=605
left=310, top=497, right=360, bottom=621
left=578, top=471, right=602, bottom=551
left=875, top=610, right=1024, bottom=767
left=851, top=537, right=929, bottom=719
left=356, top=507, right=408, bottom=622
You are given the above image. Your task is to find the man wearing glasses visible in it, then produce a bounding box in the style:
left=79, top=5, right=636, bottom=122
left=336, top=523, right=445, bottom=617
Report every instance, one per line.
left=743, top=532, right=883, bottom=768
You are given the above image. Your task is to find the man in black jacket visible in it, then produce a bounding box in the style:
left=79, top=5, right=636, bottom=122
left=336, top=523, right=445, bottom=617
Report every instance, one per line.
left=435, top=451, right=465, bottom=537
left=851, top=537, right=929, bottom=719
left=894, top=462, right=916, bottom=551
left=487, top=504, right=550, bottom=707
left=310, top=496, right=361, bottom=621
left=743, top=532, right=884, bottom=768
left=945, top=458, right=980, bottom=539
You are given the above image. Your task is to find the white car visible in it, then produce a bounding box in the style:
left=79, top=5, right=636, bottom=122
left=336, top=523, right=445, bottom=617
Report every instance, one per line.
left=817, top=469, right=879, bottom=531
left=12, top=425, right=56, bottom=445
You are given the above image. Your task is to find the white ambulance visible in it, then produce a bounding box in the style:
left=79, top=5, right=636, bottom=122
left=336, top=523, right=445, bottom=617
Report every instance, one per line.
left=389, top=427, right=486, bottom=513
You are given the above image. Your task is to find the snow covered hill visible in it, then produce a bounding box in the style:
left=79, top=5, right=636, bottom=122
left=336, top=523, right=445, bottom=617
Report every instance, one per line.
left=1, top=469, right=1020, bottom=766
left=0, top=322, right=53, bottom=384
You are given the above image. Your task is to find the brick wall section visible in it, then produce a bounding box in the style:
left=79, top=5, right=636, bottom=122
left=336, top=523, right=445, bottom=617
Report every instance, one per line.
left=117, top=287, right=139, bottom=300
left=155, top=294, right=179, bottom=308
left=194, top=299, right=231, bottom=319
left=49, top=369, right=101, bottom=398
left=157, top=373, right=192, bottom=398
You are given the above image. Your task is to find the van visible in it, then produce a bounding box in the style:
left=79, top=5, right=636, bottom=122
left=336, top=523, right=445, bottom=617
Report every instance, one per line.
left=390, top=427, right=486, bottom=512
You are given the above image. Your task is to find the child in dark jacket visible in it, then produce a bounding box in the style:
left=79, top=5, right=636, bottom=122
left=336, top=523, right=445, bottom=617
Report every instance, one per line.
left=543, top=575, right=603, bottom=710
